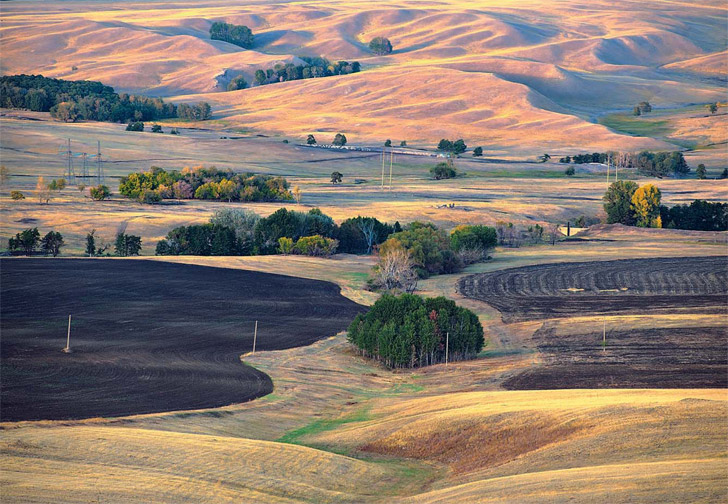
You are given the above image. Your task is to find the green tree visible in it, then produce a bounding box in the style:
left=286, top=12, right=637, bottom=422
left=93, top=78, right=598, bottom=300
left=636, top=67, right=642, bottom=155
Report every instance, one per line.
left=384, top=139, right=392, bottom=147
left=41, top=231, right=64, bottom=257
left=472, top=146, right=483, bottom=157
left=227, top=76, right=248, bottom=91
left=8, top=227, right=40, bottom=255
left=307, top=134, right=317, bottom=145
left=333, top=133, right=347, bottom=146
left=115, top=232, right=142, bottom=256
left=603, top=180, right=638, bottom=225
left=400, top=140, right=407, bottom=147
left=631, top=183, right=662, bottom=228
left=90, top=184, right=111, bottom=200
left=707, top=103, right=718, bottom=114
left=721, top=168, right=728, bottom=179
left=369, top=37, right=393, bottom=55
left=565, top=165, right=575, bottom=176
left=209, top=21, right=254, bottom=49
left=330, top=171, right=343, bottom=184
left=210, top=208, right=260, bottom=254
left=430, top=162, right=457, bottom=180
left=254, top=69, right=267, bottom=85
left=696, top=164, right=707, bottom=179
left=86, top=230, right=96, bottom=256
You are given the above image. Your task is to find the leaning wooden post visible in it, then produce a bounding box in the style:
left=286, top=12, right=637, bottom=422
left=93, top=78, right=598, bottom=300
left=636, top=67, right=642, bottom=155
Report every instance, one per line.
left=63, top=315, right=71, bottom=353
left=445, top=332, right=449, bottom=366
left=252, top=320, right=258, bottom=354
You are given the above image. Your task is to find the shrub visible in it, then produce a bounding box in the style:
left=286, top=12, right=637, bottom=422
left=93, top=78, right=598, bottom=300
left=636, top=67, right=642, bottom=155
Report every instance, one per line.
left=10, top=190, right=24, bottom=200
left=278, top=237, right=294, bottom=255
left=331, top=171, right=343, bottom=184
left=430, top=162, right=457, bottom=180
left=380, top=222, right=458, bottom=277
left=293, top=235, right=338, bottom=256
left=307, top=134, right=317, bottom=145
left=384, top=139, right=392, bottom=147
left=126, top=121, right=144, bottom=131
left=369, top=37, right=393, bottom=55
left=151, top=124, right=163, bottom=133
left=333, top=133, right=347, bottom=146
left=347, top=294, right=484, bottom=368
left=450, top=225, right=496, bottom=264
left=472, top=146, right=483, bottom=157
left=89, top=184, right=111, bottom=201
left=400, top=141, right=407, bottom=147
left=227, top=76, right=248, bottom=91
left=565, top=165, right=575, bottom=176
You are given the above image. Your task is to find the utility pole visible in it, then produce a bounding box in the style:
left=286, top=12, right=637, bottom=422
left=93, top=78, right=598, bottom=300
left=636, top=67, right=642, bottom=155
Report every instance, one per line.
left=381, top=149, right=385, bottom=190
left=252, top=320, right=258, bottom=354
left=63, top=315, right=72, bottom=353
left=389, top=149, right=393, bottom=190
left=445, top=332, right=449, bottom=366
left=602, top=319, right=606, bottom=352
left=606, top=154, right=610, bottom=189
left=96, top=140, right=103, bottom=184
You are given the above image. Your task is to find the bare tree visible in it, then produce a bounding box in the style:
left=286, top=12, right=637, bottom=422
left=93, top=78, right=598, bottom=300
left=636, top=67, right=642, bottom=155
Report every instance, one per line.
left=376, top=246, right=418, bottom=293
left=358, top=218, right=377, bottom=254
left=0, top=165, right=9, bottom=186
left=548, top=224, right=561, bottom=245
left=36, top=176, right=51, bottom=204
left=293, top=185, right=302, bottom=205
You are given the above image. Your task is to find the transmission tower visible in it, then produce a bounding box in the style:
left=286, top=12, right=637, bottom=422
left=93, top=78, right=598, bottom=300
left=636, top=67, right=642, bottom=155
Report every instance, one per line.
left=88, top=140, right=105, bottom=184
left=57, top=139, right=76, bottom=184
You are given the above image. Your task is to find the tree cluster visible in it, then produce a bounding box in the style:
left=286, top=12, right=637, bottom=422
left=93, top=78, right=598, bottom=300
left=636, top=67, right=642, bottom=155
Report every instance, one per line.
left=633, top=101, right=652, bottom=116
left=177, top=102, right=212, bottom=121
left=430, top=162, right=458, bottom=180
left=634, top=150, right=689, bottom=178
left=119, top=166, right=292, bottom=203
left=347, top=294, right=484, bottom=368
left=603, top=181, right=662, bottom=228
left=209, top=21, right=254, bottom=49
left=0, top=74, right=209, bottom=124
left=253, top=58, right=360, bottom=87
left=8, top=228, right=64, bottom=256
left=660, top=200, right=727, bottom=231
left=437, top=138, right=467, bottom=155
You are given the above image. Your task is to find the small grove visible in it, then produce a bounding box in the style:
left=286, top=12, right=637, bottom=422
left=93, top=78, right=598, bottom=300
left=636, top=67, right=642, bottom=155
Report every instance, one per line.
left=603, top=181, right=727, bottom=231
left=119, top=166, right=292, bottom=203
left=559, top=150, right=690, bottom=178
left=347, top=293, right=484, bottom=368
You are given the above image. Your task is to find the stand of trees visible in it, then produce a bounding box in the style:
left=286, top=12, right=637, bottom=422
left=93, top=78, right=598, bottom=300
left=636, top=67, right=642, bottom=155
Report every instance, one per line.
left=8, top=228, right=64, bottom=256
left=209, top=21, right=254, bottom=49
left=347, top=294, right=484, bottom=368
left=437, top=139, right=467, bottom=155
left=561, top=150, right=689, bottom=178
left=119, top=166, right=292, bottom=203
left=660, top=200, right=727, bottom=231
left=253, top=57, right=360, bottom=87
left=431, top=162, right=458, bottom=179
left=0, top=75, right=211, bottom=123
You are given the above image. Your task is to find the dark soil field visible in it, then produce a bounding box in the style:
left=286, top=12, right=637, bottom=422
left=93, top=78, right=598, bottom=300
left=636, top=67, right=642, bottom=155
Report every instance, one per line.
left=459, top=256, right=727, bottom=323
left=504, top=324, right=728, bottom=389
left=1, top=259, right=364, bottom=422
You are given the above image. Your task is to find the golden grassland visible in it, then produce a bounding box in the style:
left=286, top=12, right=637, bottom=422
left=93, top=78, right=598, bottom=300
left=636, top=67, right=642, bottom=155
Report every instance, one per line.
left=1, top=0, right=726, bottom=155
left=1, top=231, right=726, bottom=503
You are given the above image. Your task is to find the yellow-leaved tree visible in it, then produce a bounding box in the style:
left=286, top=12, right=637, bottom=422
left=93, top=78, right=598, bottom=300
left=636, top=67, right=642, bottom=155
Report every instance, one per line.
left=630, top=183, right=662, bottom=228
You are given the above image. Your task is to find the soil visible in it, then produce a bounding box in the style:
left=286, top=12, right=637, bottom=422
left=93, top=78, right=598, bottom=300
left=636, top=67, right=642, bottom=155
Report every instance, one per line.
left=1, top=259, right=364, bottom=421
left=458, top=256, right=727, bottom=323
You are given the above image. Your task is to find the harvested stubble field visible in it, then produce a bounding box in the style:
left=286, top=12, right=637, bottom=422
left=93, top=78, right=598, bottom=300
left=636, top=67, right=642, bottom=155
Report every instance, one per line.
left=0, top=258, right=363, bottom=421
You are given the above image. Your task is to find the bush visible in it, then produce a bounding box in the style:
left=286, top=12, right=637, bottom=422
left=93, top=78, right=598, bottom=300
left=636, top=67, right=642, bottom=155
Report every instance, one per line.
left=126, top=121, right=144, bottom=131
left=293, top=235, right=338, bottom=256
left=450, top=225, right=496, bottom=264
left=151, top=124, right=162, bottom=133
left=430, top=162, right=457, bottom=180
left=10, top=190, right=24, bottom=200
left=384, top=139, right=392, bottom=147
left=89, top=184, right=111, bottom=201
left=347, top=294, right=484, bottom=368
left=307, top=134, right=317, bottom=145
left=472, top=146, right=483, bottom=157
left=369, top=37, right=393, bottom=55
left=380, top=222, right=458, bottom=277
left=333, top=133, right=347, bottom=146
left=331, top=171, right=343, bottom=184
left=227, top=76, right=248, bottom=91
left=278, top=237, right=294, bottom=255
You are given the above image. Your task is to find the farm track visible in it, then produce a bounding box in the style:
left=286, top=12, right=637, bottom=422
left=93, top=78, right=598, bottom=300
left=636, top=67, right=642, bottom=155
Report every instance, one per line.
left=0, top=259, right=364, bottom=421
left=459, top=256, right=728, bottom=322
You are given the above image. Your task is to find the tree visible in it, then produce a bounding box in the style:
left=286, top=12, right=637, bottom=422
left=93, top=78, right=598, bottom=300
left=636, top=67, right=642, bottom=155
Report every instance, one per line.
left=472, top=146, right=483, bottom=157
left=696, top=164, right=707, bottom=179
left=86, top=230, right=96, bottom=256
left=10, top=190, right=24, bottom=200
left=384, top=139, right=392, bottom=147
left=0, top=165, right=8, bottom=186
left=227, top=76, right=248, bottom=91
left=115, top=232, right=142, bottom=256
left=278, top=237, right=294, bottom=254
left=430, top=162, right=457, bottom=180
left=631, top=183, right=662, bottom=228
left=306, top=134, right=317, bottom=145
left=90, top=184, right=111, bottom=200
left=437, top=138, right=466, bottom=155
left=450, top=225, right=497, bottom=264
left=336, top=216, right=394, bottom=254
left=9, top=228, right=40, bottom=256
left=539, top=153, right=551, bottom=163
left=254, top=69, right=267, bottom=85
left=293, top=185, right=302, bottom=205
left=330, top=171, right=343, bottom=184
left=374, top=242, right=418, bottom=293
left=565, top=165, right=575, bottom=176
left=210, top=208, right=260, bottom=254
left=51, top=101, right=79, bottom=122
left=603, top=180, right=638, bottom=225
left=151, top=124, right=163, bottom=133
left=400, top=141, right=407, bottom=147
left=721, top=168, right=728, bottom=179
left=633, top=106, right=641, bottom=116
left=41, top=231, right=64, bottom=257
left=36, top=176, right=51, bottom=204
left=707, top=103, right=718, bottom=114
left=547, top=224, right=561, bottom=245
left=333, top=133, right=347, bottom=146
left=369, top=37, right=393, bottom=55
left=636, top=101, right=652, bottom=113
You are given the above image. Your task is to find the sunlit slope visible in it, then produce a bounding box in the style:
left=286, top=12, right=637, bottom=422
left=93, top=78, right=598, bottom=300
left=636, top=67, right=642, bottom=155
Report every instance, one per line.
left=1, top=0, right=725, bottom=148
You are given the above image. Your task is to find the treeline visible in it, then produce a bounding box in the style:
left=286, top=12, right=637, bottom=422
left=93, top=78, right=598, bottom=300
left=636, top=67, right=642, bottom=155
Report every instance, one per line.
left=560, top=150, right=690, bottom=178
left=252, top=57, right=360, bottom=87
left=119, top=166, right=292, bottom=204
left=8, top=228, right=64, bottom=256
left=603, top=180, right=727, bottom=230
left=0, top=74, right=210, bottom=123
left=210, top=22, right=254, bottom=49
left=347, top=294, right=484, bottom=368
left=155, top=208, right=400, bottom=257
